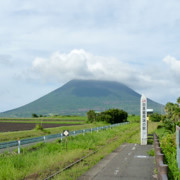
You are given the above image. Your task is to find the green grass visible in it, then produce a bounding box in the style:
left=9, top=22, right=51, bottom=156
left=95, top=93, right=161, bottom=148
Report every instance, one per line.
left=0, top=123, right=137, bottom=179
left=0, top=120, right=159, bottom=180
left=155, top=125, right=180, bottom=179
left=0, top=116, right=87, bottom=121
left=127, top=115, right=140, bottom=123
left=0, top=122, right=106, bottom=142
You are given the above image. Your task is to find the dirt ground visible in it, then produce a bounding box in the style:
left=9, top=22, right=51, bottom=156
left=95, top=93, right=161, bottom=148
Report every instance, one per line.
left=0, top=122, right=79, bottom=132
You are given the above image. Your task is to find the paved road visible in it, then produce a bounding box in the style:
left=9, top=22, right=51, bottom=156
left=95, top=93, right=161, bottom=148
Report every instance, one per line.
left=78, top=143, right=155, bottom=180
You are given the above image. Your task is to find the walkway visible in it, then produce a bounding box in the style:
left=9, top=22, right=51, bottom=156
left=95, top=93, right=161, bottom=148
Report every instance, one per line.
left=78, top=143, right=155, bottom=180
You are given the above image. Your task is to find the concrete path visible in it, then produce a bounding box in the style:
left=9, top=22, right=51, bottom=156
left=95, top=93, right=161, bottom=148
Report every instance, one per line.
left=78, top=143, right=155, bottom=180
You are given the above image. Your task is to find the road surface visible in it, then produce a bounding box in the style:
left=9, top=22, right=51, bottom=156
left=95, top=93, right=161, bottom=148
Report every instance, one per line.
left=78, top=143, right=155, bottom=180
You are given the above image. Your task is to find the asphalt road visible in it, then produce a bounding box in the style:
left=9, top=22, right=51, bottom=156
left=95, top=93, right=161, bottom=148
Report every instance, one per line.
left=78, top=143, right=155, bottom=180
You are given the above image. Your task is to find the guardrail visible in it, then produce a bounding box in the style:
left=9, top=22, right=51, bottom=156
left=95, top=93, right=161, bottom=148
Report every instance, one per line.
left=176, top=125, right=180, bottom=169
left=0, top=122, right=129, bottom=153
left=153, top=133, right=168, bottom=180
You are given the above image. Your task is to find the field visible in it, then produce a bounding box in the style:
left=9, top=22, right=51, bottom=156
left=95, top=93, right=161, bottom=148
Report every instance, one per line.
left=0, top=121, right=159, bottom=180
left=0, top=115, right=160, bottom=180
left=0, top=122, right=81, bottom=132
left=0, top=116, right=86, bottom=133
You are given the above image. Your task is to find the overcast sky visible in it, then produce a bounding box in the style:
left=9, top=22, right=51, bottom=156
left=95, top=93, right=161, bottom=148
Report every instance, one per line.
left=0, top=0, right=180, bottom=112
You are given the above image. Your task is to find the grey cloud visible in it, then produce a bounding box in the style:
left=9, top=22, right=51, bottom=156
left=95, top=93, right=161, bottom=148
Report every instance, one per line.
left=0, top=55, right=12, bottom=66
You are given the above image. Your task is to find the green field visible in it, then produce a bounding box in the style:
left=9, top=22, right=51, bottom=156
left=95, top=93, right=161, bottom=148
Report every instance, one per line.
left=0, top=116, right=159, bottom=180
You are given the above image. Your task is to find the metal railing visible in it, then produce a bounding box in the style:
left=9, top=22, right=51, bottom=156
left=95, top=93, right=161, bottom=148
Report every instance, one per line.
left=153, top=133, right=168, bottom=180
left=0, top=122, right=129, bottom=153
left=176, top=125, right=180, bottom=169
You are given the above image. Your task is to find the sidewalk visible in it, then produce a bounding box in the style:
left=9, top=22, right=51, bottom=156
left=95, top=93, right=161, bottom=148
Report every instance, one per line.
left=78, top=143, right=155, bottom=180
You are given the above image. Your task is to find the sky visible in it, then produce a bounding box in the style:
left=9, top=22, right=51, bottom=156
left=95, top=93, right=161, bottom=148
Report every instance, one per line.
left=0, top=0, right=180, bottom=112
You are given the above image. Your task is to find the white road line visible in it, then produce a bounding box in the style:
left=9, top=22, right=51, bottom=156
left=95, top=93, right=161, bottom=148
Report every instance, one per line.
left=134, top=155, right=149, bottom=159
left=132, top=146, right=136, bottom=150
left=114, top=169, right=119, bottom=175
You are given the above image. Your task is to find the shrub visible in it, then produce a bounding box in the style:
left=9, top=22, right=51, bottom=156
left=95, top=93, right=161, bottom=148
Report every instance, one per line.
left=149, top=112, right=162, bottom=122
left=87, top=110, right=96, bottom=123
left=97, top=109, right=128, bottom=124
left=160, top=133, right=180, bottom=179
left=34, top=124, right=44, bottom=131
left=87, top=109, right=128, bottom=124
left=32, top=113, right=39, bottom=118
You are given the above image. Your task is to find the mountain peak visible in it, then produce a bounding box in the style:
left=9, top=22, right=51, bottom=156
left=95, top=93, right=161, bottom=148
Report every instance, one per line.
left=0, top=79, right=163, bottom=117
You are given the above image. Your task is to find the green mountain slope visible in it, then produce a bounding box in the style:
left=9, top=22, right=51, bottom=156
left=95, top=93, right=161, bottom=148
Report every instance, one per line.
left=0, top=80, right=164, bottom=117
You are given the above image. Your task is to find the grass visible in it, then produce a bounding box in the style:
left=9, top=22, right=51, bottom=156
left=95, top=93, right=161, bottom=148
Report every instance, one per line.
left=0, top=119, right=159, bottom=180
left=0, top=123, right=136, bottom=179
left=54, top=121, right=158, bottom=180
left=0, top=122, right=107, bottom=142
left=154, top=124, right=180, bottom=179
left=0, top=114, right=140, bottom=142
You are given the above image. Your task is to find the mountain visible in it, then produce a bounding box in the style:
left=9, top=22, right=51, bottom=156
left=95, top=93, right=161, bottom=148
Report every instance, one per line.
left=0, top=79, right=164, bottom=117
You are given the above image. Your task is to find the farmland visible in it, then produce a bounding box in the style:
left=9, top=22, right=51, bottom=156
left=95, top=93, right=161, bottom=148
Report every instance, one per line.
left=0, top=116, right=86, bottom=132
left=0, top=115, right=160, bottom=180
left=0, top=116, right=89, bottom=142
left=0, top=119, right=159, bottom=180
left=0, top=122, right=81, bottom=132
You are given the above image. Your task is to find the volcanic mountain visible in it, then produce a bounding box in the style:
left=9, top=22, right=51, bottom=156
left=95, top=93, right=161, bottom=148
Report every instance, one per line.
left=0, top=79, right=164, bottom=117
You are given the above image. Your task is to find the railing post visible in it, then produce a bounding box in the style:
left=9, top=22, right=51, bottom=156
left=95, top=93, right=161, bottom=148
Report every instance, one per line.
left=176, top=125, right=180, bottom=169
left=61, top=133, right=63, bottom=143
left=18, top=139, right=21, bottom=154
left=43, top=136, right=46, bottom=143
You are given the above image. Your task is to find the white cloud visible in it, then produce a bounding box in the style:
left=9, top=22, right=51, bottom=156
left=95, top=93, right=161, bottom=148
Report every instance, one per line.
left=163, top=55, right=180, bottom=77
left=31, top=49, right=138, bottom=84
left=30, top=49, right=165, bottom=91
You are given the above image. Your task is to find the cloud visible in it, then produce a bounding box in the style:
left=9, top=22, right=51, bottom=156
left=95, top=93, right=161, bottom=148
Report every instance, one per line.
left=31, top=49, right=139, bottom=84
left=0, top=54, right=12, bottom=66
left=30, top=49, right=171, bottom=92
left=163, top=55, right=180, bottom=77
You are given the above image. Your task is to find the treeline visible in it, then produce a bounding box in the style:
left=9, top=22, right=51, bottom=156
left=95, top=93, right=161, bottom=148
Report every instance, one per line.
left=162, top=96, right=180, bottom=132
left=32, top=113, right=47, bottom=118
left=87, top=108, right=128, bottom=124
left=148, top=97, right=180, bottom=132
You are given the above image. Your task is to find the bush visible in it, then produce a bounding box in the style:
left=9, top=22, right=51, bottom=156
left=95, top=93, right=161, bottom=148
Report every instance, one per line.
left=87, top=109, right=128, bottom=124
left=98, top=109, right=128, bottom=124
left=87, top=110, right=96, bottom=123
left=149, top=113, right=162, bottom=122
left=32, top=113, right=39, bottom=118
left=160, top=133, right=180, bottom=179
left=34, top=124, right=44, bottom=131
left=96, top=113, right=111, bottom=122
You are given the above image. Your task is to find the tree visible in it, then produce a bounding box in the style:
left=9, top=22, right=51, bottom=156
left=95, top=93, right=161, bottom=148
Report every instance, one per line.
left=163, top=97, right=180, bottom=132
left=98, top=109, right=128, bottom=124
left=87, top=110, right=96, bottom=123
left=177, top=97, right=180, bottom=106
left=32, top=113, right=39, bottom=118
